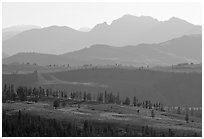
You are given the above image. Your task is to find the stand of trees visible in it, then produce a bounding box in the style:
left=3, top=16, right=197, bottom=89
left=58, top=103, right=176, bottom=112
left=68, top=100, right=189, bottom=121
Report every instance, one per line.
left=4, top=83, right=195, bottom=119
left=2, top=84, right=16, bottom=102
left=3, top=84, right=48, bottom=103
left=3, top=84, right=165, bottom=112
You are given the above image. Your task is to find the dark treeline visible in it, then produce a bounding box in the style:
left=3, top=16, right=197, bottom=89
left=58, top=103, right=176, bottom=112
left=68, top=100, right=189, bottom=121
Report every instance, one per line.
left=2, top=111, right=199, bottom=137
left=2, top=84, right=165, bottom=112
left=3, top=83, right=199, bottom=119
left=3, top=84, right=47, bottom=103
left=3, top=83, right=201, bottom=122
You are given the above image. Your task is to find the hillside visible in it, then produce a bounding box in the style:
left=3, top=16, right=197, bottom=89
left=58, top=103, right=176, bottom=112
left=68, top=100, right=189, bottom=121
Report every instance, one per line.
left=63, top=34, right=201, bottom=66
left=2, top=52, right=9, bottom=59
left=3, top=101, right=202, bottom=137
left=2, top=52, right=86, bottom=66
left=3, top=15, right=201, bottom=55
left=2, top=67, right=202, bottom=107
left=3, top=34, right=202, bottom=66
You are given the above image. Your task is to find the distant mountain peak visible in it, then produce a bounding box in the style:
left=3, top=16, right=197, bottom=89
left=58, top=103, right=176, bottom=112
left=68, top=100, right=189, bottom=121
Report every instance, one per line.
left=3, top=15, right=201, bottom=55
left=42, top=25, right=78, bottom=32
left=169, top=16, right=180, bottom=20
left=121, top=14, right=157, bottom=20
left=167, top=16, right=191, bottom=25
left=2, top=25, right=42, bottom=42
left=91, top=22, right=109, bottom=32
left=121, top=14, right=136, bottom=18
left=3, top=25, right=41, bottom=32
left=110, top=14, right=159, bottom=26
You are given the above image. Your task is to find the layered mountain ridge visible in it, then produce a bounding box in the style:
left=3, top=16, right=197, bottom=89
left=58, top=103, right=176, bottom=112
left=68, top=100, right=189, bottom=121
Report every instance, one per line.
left=3, top=15, right=201, bottom=55
left=3, top=34, right=202, bottom=66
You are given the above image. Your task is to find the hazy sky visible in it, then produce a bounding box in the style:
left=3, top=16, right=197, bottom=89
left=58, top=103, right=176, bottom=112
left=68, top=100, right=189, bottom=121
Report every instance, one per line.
left=2, top=2, right=202, bottom=29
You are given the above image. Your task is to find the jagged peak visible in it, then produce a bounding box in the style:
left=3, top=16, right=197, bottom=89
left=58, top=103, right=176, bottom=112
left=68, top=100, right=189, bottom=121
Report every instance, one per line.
left=91, top=22, right=109, bottom=31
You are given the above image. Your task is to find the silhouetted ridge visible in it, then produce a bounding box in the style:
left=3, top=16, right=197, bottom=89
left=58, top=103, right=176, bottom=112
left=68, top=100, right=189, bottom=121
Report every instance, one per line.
left=43, top=25, right=79, bottom=32
left=3, top=14, right=201, bottom=55
left=168, top=16, right=192, bottom=24
left=91, top=22, right=109, bottom=32
left=111, top=15, right=159, bottom=25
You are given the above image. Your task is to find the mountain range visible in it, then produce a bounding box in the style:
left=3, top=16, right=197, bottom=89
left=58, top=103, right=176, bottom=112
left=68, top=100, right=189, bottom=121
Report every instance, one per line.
left=3, top=34, right=201, bottom=66
left=3, top=15, right=201, bottom=55
left=2, top=25, right=41, bottom=41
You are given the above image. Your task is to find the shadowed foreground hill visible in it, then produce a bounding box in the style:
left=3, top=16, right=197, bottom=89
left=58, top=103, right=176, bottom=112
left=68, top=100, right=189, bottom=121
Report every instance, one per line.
left=2, top=68, right=201, bottom=107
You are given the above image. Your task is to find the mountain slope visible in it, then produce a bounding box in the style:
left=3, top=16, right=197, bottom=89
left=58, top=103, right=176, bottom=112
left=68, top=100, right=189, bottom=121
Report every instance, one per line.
left=2, top=52, right=87, bottom=66
left=156, top=34, right=202, bottom=62
left=2, top=52, right=9, bottom=59
left=2, top=25, right=41, bottom=41
left=3, top=15, right=201, bottom=55
left=3, top=34, right=202, bottom=66
left=62, top=34, right=202, bottom=66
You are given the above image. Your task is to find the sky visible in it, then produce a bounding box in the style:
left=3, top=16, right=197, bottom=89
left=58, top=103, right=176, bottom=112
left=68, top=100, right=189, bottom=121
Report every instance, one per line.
left=2, top=2, right=202, bottom=30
